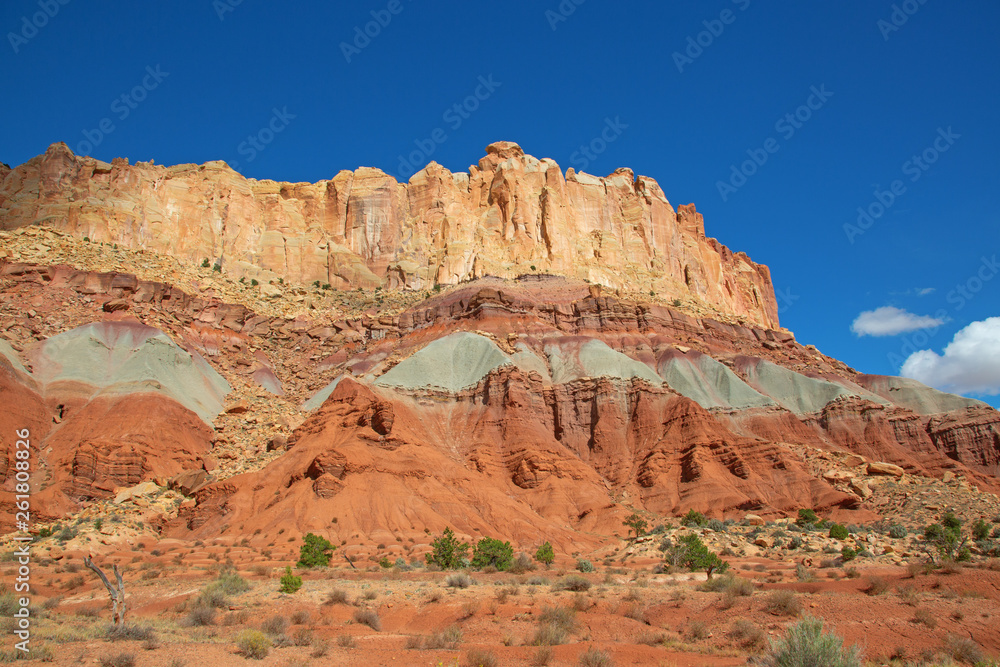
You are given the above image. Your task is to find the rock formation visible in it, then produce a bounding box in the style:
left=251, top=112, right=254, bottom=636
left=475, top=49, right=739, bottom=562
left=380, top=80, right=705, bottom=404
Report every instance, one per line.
left=0, top=142, right=779, bottom=327
left=0, top=144, right=997, bottom=549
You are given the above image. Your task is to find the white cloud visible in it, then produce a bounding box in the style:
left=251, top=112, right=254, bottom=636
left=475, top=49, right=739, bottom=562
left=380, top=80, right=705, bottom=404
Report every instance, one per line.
left=851, top=306, right=945, bottom=337
left=901, top=317, right=1000, bottom=395
left=916, top=287, right=935, bottom=296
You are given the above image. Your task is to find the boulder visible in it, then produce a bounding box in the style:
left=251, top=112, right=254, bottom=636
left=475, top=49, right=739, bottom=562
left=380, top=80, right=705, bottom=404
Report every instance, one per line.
left=866, top=462, right=905, bottom=477
left=168, top=469, right=213, bottom=496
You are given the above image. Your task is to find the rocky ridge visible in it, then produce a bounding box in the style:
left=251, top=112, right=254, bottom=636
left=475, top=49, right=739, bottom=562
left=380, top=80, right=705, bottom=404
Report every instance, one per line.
left=1, top=141, right=779, bottom=327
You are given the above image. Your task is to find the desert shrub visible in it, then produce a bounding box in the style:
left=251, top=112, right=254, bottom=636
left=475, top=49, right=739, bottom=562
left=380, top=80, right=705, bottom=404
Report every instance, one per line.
left=796, top=509, right=819, bottom=526
left=766, top=616, right=861, bottom=667
left=106, top=624, right=155, bottom=641
left=353, top=608, right=381, bottom=631
left=972, top=518, right=990, bottom=541
left=578, top=647, right=614, bottom=666
left=839, top=545, right=856, bottom=562
left=706, top=518, right=726, bottom=532
left=531, top=647, right=554, bottom=666
left=187, top=605, right=216, bottom=626
left=297, top=533, right=335, bottom=568
left=912, top=607, right=936, bottom=628
left=729, top=618, right=767, bottom=651
left=509, top=552, right=536, bottom=574
left=261, top=615, right=288, bottom=636
left=888, top=524, right=907, bottom=539
left=622, top=512, right=648, bottom=538
left=446, top=573, right=473, bottom=589
left=98, top=653, right=136, bottom=667
left=279, top=566, right=302, bottom=593
left=425, top=625, right=463, bottom=649
left=554, top=575, right=591, bottom=592
left=325, top=588, right=349, bottom=605
left=426, top=527, right=470, bottom=570
left=576, top=559, right=594, bottom=573
left=699, top=573, right=752, bottom=597
left=795, top=563, right=814, bottom=582
left=764, top=590, right=801, bottom=617
left=311, top=638, right=330, bottom=657
left=863, top=576, right=889, bottom=596
left=943, top=634, right=983, bottom=664
left=663, top=534, right=728, bottom=578
left=235, top=629, right=271, bottom=659
left=532, top=606, right=576, bottom=646
left=464, top=648, right=499, bottom=667
left=685, top=620, right=710, bottom=641
left=535, top=542, right=555, bottom=567
left=471, top=537, right=514, bottom=571
left=201, top=258, right=210, bottom=268
left=828, top=524, right=849, bottom=540
left=681, top=509, right=707, bottom=527
left=337, top=634, right=355, bottom=648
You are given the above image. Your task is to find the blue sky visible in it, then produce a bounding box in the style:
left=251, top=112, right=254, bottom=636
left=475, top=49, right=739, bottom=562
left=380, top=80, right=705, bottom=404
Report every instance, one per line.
left=2, top=1, right=998, bottom=406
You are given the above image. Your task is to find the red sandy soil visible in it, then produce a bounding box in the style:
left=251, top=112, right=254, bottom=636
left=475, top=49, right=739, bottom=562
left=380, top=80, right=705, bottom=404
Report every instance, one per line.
left=11, top=546, right=999, bottom=666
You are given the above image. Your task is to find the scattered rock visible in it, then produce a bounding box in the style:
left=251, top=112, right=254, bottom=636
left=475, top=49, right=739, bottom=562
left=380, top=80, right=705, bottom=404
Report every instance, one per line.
left=867, top=462, right=905, bottom=477
left=849, top=478, right=872, bottom=499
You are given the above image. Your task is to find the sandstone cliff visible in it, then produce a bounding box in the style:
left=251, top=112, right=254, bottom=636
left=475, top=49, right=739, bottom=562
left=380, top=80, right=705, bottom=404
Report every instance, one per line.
left=0, top=142, right=779, bottom=327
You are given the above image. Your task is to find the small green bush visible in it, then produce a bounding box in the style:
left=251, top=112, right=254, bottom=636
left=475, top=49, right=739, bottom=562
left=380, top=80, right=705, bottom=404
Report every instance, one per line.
left=535, top=542, right=555, bottom=567
left=888, top=524, right=907, bottom=538
left=236, top=629, right=271, bottom=659
left=212, top=263, right=221, bottom=272
left=576, top=559, right=594, bottom=573
left=663, top=534, right=728, bottom=579
left=972, top=518, right=990, bottom=541
left=426, top=527, right=470, bottom=570
left=829, top=524, right=849, bottom=540
left=279, top=566, right=302, bottom=594
left=622, top=513, right=648, bottom=539
left=298, top=533, right=335, bottom=568
left=840, top=546, right=857, bottom=562
left=471, top=537, right=514, bottom=571
left=681, top=510, right=706, bottom=527
left=201, top=258, right=210, bottom=268
left=797, top=509, right=819, bottom=526
left=767, top=616, right=861, bottom=666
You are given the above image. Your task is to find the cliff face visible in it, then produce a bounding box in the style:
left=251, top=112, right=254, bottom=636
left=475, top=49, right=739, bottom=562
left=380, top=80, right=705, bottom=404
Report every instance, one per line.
left=0, top=141, right=779, bottom=328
